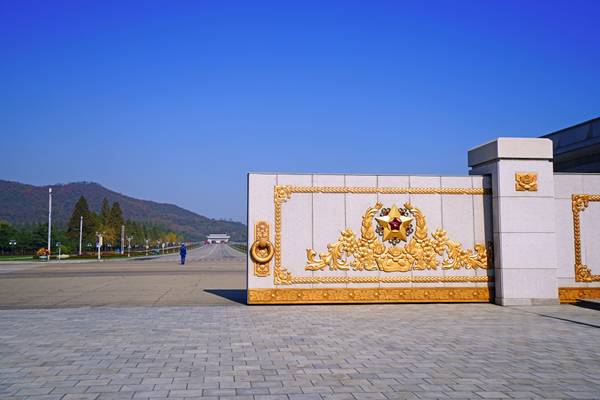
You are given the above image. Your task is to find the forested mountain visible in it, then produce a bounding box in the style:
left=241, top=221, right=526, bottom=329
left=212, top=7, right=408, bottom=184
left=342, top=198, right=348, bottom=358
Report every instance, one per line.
left=0, top=180, right=246, bottom=241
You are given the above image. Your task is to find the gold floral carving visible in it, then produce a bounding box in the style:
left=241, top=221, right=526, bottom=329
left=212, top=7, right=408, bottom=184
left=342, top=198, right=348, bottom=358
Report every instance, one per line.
left=558, top=287, right=600, bottom=303
left=272, top=185, right=492, bottom=286
left=515, top=172, right=538, bottom=191
left=572, top=194, right=600, bottom=282
left=248, top=287, right=492, bottom=304
left=305, top=202, right=491, bottom=273
left=251, top=221, right=273, bottom=277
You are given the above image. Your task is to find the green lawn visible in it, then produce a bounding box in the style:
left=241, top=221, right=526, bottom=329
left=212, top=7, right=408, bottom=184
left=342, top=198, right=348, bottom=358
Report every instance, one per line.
left=0, top=255, right=35, bottom=261
left=229, top=243, right=247, bottom=253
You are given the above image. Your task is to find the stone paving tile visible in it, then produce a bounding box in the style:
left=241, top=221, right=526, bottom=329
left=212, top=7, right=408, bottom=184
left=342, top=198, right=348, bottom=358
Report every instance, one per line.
left=0, top=304, right=599, bottom=400
left=96, top=392, right=134, bottom=400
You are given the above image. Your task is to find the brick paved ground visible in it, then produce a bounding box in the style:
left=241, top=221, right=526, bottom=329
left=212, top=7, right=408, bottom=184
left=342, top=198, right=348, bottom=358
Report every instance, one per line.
left=1, top=304, right=599, bottom=400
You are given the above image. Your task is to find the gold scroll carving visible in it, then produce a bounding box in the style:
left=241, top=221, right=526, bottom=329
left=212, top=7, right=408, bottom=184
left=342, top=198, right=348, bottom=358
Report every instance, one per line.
left=248, top=287, right=492, bottom=304
left=572, top=194, right=600, bottom=282
left=250, top=221, right=274, bottom=277
left=515, top=172, right=538, bottom=191
left=558, top=287, right=600, bottom=303
left=305, top=202, right=491, bottom=273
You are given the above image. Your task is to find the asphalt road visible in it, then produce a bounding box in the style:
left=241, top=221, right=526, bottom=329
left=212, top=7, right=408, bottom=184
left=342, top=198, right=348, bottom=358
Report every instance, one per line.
left=141, top=241, right=245, bottom=262
left=0, top=244, right=247, bottom=308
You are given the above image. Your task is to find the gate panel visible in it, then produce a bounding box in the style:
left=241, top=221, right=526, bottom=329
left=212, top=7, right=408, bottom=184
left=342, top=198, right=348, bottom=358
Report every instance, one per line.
left=247, top=173, right=494, bottom=304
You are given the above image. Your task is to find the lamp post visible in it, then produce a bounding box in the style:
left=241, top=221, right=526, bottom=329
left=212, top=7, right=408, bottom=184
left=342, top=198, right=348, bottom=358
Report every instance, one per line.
left=120, top=225, right=125, bottom=255
left=47, top=188, right=52, bottom=262
left=127, top=236, right=133, bottom=257
left=78, top=215, right=83, bottom=256
left=96, top=232, right=103, bottom=260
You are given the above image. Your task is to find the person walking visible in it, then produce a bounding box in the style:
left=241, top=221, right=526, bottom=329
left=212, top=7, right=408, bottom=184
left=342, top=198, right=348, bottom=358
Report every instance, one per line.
left=179, top=243, right=187, bottom=265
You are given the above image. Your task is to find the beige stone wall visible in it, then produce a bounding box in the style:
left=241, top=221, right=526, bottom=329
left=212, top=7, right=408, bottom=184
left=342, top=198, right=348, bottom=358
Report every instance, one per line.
left=247, top=173, right=493, bottom=293
left=554, top=173, right=600, bottom=288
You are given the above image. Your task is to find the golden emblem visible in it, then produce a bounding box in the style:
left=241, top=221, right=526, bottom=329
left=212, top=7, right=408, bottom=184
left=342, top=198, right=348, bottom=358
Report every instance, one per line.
left=515, top=172, right=538, bottom=191
left=250, top=221, right=274, bottom=276
left=306, top=202, right=490, bottom=273
left=375, top=204, right=413, bottom=244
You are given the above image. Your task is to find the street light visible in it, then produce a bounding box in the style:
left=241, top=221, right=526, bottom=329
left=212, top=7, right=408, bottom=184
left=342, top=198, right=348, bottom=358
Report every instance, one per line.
left=96, top=232, right=103, bottom=260
left=127, top=236, right=133, bottom=257
left=79, top=215, right=83, bottom=256
left=121, top=225, right=125, bottom=255
left=47, top=188, right=52, bottom=262
left=56, top=242, right=62, bottom=263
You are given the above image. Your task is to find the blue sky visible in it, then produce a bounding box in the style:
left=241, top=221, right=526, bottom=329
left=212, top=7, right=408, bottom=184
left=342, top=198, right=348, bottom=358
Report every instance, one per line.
left=1, top=1, right=599, bottom=222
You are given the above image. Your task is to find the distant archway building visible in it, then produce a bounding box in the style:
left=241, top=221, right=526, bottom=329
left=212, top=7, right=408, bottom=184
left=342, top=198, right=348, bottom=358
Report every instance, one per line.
left=206, top=234, right=230, bottom=244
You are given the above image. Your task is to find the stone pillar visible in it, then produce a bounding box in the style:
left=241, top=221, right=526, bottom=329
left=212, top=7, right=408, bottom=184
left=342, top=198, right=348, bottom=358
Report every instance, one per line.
left=469, top=138, right=559, bottom=305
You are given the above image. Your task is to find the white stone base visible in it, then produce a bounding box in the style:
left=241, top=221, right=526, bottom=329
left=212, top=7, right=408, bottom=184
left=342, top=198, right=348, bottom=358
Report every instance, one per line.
left=496, top=297, right=560, bottom=306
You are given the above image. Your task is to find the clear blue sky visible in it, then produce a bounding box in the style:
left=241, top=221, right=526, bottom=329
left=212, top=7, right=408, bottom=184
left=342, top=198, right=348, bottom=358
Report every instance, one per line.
left=1, top=1, right=599, bottom=222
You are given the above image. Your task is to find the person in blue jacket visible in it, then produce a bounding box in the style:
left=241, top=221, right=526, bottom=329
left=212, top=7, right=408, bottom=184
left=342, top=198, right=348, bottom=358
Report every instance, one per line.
left=179, top=243, right=187, bottom=265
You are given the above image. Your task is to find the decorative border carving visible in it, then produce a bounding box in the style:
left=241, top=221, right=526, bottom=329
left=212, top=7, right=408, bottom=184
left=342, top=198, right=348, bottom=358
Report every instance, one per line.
left=276, top=186, right=489, bottom=196
left=515, top=172, right=538, bottom=191
left=248, top=287, right=492, bottom=304
left=558, top=287, right=600, bottom=303
left=572, top=194, right=600, bottom=282
left=273, top=185, right=492, bottom=286
left=289, top=275, right=491, bottom=284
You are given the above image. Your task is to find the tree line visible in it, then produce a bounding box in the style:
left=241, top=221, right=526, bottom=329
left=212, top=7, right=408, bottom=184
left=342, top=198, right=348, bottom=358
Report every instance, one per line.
left=0, top=196, right=182, bottom=255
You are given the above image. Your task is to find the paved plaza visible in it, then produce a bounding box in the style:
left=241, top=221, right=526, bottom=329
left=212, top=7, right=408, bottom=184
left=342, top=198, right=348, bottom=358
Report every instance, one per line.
left=1, top=244, right=599, bottom=399
left=1, top=303, right=599, bottom=400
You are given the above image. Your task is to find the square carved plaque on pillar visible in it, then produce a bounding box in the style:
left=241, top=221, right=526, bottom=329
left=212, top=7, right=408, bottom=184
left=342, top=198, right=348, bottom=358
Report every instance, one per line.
left=515, top=172, right=538, bottom=191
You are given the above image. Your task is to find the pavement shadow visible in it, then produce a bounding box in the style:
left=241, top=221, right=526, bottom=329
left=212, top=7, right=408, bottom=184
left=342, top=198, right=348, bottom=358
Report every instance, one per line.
left=575, top=299, right=600, bottom=311
left=204, top=289, right=247, bottom=305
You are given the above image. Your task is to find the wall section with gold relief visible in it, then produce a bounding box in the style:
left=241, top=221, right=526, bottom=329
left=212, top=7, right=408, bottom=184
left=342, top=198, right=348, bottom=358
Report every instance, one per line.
left=554, top=174, right=600, bottom=302
left=247, top=174, right=495, bottom=304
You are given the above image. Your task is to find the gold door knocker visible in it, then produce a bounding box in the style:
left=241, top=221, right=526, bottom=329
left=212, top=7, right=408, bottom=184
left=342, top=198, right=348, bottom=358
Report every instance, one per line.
left=251, top=221, right=274, bottom=276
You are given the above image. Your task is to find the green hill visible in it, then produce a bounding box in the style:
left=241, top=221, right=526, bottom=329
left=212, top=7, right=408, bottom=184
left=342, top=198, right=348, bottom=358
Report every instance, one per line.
left=0, top=180, right=246, bottom=242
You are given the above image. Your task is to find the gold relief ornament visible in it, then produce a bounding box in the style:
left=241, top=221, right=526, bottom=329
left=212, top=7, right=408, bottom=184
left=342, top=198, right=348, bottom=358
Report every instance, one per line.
left=558, top=287, right=600, bottom=303
left=250, top=221, right=274, bottom=277
left=571, top=194, right=600, bottom=282
left=248, top=287, right=492, bottom=304
left=515, top=172, right=538, bottom=191
left=272, top=185, right=493, bottom=286
left=306, top=202, right=491, bottom=273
